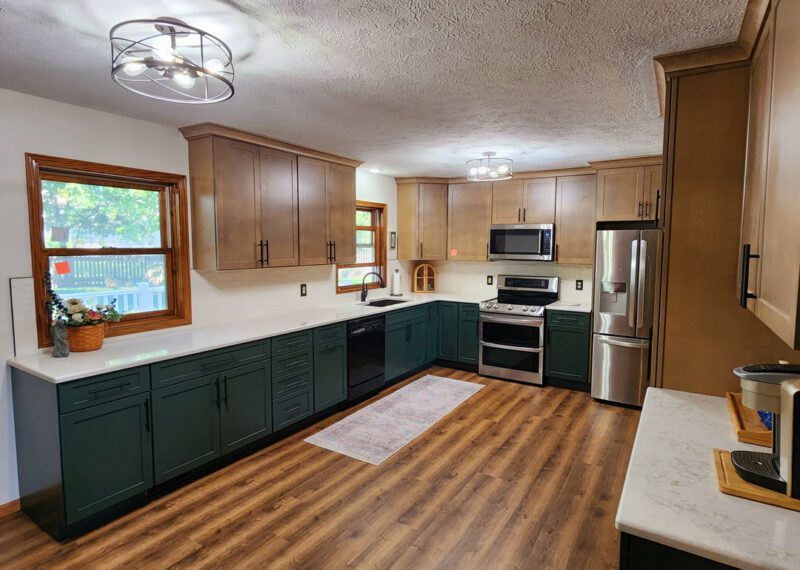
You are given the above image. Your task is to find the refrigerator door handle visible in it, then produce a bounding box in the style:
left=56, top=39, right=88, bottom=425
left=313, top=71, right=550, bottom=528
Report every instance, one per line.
left=637, top=239, right=647, bottom=330
left=597, top=336, right=648, bottom=350
left=628, top=240, right=638, bottom=329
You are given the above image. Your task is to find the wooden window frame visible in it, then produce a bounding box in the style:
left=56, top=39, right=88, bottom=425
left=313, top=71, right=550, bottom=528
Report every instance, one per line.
left=336, top=201, right=387, bottom=294
left=26, top=154, right=192, bottom=347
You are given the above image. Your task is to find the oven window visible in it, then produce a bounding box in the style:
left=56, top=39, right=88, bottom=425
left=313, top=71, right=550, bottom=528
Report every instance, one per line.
left=491, top=229, right=541, bottom=255
left=482, top=346, right=540, bottom=373
left=482, top=321, right=541, bottom=348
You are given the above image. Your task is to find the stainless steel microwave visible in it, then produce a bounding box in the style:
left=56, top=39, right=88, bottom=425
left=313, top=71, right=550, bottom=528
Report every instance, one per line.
left=488, top=223, right=554, bottom=261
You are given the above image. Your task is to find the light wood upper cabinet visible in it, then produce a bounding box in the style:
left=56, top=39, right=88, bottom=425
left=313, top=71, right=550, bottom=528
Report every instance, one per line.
left=397, top=182, right=448, bottom=260
left=555, top=175, right=596, bottom=265
left=491, top=180, right=525, bottom=223
left=596, top=167, right=644, bottom=221
left=523, top=178, right=556, bottom=224
left=298, top=157, right=331, bottom=266
left=643, top=165, right=663, bottom=221
left=743, top=0, right=800, bottom=349
left=448, top=182, right=492, bottom=261
left=259, top=148, right=298, bottom=267
left=327, top=163, right=357, bottom=264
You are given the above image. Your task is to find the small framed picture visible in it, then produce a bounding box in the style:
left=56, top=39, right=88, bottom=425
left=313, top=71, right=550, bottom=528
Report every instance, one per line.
left=390, top=232, right=397, bottom=250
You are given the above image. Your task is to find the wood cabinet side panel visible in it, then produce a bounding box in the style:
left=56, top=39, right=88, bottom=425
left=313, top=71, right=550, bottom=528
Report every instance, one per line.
left=187, top=138, right=217, bottom=271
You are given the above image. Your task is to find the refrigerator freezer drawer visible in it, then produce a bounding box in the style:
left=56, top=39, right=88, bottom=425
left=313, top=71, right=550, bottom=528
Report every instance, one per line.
left=591, top=334, right=650, bottom=406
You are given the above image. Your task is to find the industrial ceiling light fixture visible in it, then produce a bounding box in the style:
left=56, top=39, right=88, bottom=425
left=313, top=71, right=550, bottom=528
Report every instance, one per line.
left=466, top=152, right=513, bottom=181
left=110, top=17, right=234, bottom=104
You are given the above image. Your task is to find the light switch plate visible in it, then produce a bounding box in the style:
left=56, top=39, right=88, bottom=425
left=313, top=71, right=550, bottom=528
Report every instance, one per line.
left=487, top=275, right=493, bottom=285
left=300, top=283, right=307, bottom=297
left=576, top=280, right=583, bottom=291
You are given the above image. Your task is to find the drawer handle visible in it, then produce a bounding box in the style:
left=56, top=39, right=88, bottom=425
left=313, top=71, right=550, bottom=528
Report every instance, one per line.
left=284, top=339, right=307, bottom=348
left=201, top=355, right=240, bottom=369
left=317, top=345, right=339, bottom=354
left=286, top=403, right=303, bottom=414
left=88, top=382, right=131, bottom=398
left=281, top=378, right=308, bottom=390
left=283, top=359, right=306, bottom=369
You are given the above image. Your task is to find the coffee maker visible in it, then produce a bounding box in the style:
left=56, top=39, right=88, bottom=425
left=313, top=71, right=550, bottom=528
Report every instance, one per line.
left=732, top=363, right=800, bottom=498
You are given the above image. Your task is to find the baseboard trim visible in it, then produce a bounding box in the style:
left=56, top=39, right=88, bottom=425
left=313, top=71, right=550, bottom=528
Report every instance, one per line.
left=0, top=499, right=21, bottom=519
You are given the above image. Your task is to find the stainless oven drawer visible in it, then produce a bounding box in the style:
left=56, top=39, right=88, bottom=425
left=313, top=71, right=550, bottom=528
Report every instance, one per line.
left=479, top=341, right=543, bottom=385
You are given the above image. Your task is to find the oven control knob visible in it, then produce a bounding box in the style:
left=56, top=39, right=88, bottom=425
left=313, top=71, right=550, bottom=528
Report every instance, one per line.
left=492, top=304, right=499, bottom=309
left=507, top=305, right=514, bottom=310
left=522, top=306, right=529, bottom=312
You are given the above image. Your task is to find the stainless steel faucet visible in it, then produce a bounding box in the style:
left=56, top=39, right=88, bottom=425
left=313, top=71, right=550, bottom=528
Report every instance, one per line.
left=360, top=272, right=385, bottom=302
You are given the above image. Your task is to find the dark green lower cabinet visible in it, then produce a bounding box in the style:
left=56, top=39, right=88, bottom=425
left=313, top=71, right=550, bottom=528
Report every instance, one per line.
left=457, top=304, right=479, bottom=364
left=386, top=324, right=408, bottom=381
left=314, top=340, right=347, bottom=412
left=220, top=361, right=272, bottom=454
left=438, top=302, right=459, bottom=360
left=545, top=310, right=591, bottom=385
left=60, top=393, right=153, bottom=524
left=152, top=375, right=221, bottom=485
left=425, top=302, right=439, bottom=363
left=273, top=388, right=313, bottom=430
left=387, top=319, right=426, bottom=380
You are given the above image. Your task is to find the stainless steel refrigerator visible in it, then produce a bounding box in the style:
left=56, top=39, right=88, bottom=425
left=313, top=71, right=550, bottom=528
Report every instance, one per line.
left=591, top=229, right=662, bottom=406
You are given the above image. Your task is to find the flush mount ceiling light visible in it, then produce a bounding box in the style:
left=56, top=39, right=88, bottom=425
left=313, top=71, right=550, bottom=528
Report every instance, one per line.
left=466, top=152, right=513, bottom=181
left=110, top=17, right=234, bottom=104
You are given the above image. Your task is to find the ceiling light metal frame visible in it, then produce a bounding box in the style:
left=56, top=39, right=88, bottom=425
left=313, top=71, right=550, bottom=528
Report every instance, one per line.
left=110, top=17, right=234, bottom=104
left=466, top=151, right=513, bottom=181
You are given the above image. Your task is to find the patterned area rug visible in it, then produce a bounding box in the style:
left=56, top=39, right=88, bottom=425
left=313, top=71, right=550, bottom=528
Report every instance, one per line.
left=304, top=375, right=485, bottom=465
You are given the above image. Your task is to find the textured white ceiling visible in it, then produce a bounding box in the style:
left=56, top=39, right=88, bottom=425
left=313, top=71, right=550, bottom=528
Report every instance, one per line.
left=0, top=0, right=747, bottom=176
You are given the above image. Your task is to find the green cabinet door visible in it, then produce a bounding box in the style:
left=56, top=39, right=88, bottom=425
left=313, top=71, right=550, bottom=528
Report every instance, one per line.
left=407, top=320, right=427, bottom=371
left=438, top=302, right=459, bottom=361
left=425, top=302, right=439, bottom=363
left=152, top=375, right=221, bottom=484
left=386, top=323, right=408, bottom=381
left=314, top=340, right=347, bottom=412
left=457, top=303, right=479, bottom=364
left=219, top=361, right=272, bottom=455
left=60, top=393, right=153, bottom=524
left=545, top=325, right=591, bottom=382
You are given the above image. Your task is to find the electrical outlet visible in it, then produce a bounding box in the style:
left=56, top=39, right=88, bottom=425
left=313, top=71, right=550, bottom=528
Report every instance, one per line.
left=487, top=275, right=493, bottom=285
left=576, top=280, right=583, bottom=291
left=300, top=283, right=307, bottom=297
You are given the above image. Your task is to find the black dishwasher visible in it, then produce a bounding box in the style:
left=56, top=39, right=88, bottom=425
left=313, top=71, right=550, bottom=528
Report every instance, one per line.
left=347, top=315, right=386, bottom=401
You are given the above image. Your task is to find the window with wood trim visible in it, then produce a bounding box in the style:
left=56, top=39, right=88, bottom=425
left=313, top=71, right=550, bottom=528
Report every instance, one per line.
left=26, top=154, right=192, bottom=347
left=336, top=201, right=387, bottom=293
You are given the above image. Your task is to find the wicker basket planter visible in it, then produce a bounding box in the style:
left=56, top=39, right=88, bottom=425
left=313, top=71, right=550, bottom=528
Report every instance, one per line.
left=67, top=324, right=106, bottom=352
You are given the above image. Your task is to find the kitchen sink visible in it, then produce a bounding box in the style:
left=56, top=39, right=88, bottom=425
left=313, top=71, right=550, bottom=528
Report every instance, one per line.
left=366, top=298, right=409, bottom=307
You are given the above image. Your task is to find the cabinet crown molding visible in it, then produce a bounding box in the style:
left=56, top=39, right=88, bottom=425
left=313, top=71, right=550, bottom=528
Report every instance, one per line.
left=179, top=122, right=363, bottom=168
left=588, top=155, right=663, bottom=169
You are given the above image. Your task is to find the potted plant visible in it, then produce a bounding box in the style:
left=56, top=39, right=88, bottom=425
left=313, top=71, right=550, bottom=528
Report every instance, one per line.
left=48, top=283, right=122, bottom=352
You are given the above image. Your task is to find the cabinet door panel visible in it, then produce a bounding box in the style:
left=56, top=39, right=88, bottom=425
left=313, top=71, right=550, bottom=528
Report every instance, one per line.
left=213, top=138, right=261, bottom=270
left=408, top=321, right=427, bottom=370
left=596, top=168, right=644, bottom=222
left=545, top=326, right=590, bottom=382
left=419, top=184, right=448, bottom=260
left=523, top=178, right=556, bottom=223
left=386, top=325, right=408, bottom=380
left=314, top=341, right=347, bottom=412
left=260, top=148, right=299, bottom=267
left=220, top=362, right=271, bottom=454
left=448, top=183, right=491, bottom=261
left=492, top=180, right=524, bottom=223
left=328, top=164, right=357, bottom=264
left=60, top=393, right=153, bottom=524
left=438, top=302, right=459, bottom=361
left=298, top=156, right=330, bottom=265
left=426, top=302, right=439, bottom=363
left=642, top=165, right=663, bottom=221
left=152, top=375, right=220, bottom=484
left=457, top=304, right=479, bottom=364
left=556, top=175, right=597, bottom=265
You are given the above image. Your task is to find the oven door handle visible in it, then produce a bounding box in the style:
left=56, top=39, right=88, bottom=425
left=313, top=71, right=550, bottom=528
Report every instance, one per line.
left=480, top=315, right=543, bottom=327
left=480, top=341, right=543, bottom=353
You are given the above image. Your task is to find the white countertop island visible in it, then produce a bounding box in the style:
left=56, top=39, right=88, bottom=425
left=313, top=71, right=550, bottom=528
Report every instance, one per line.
left=617, top=388, right=800, bottom=569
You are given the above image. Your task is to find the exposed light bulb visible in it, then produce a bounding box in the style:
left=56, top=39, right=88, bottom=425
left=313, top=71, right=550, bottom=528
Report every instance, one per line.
left=152, top=34, right=175, bottom=62
left=121, top=57, right=146, bottom=76
left=497, top=164, right=509, bottom=174
left=468, top=167, right=478, bottom=176
left=489, top=170, right=499, bottom=178
left=478, top=165, right=488, bottom=175
left=204, top=58, right=225, bottom=75
left=172, top=71, right=196, bottom=89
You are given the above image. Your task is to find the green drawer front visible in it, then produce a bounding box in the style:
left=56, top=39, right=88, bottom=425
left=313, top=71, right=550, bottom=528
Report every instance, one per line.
left=386, top=306, right=426, bottom=328
left=151, top=340, right=270, bottom=389
left=273, top=330, right=313, bottom=356
left=273, top=388, right=313, bottom=430
left=314, top=323, right=346, bottom=345
left=58, top=367, right=150, bottom=414
left=272, top=348, right=313, bottom=378
left=272, top=368, right=313, bottom=398
left=547, top=310, right=591, bottom=329
left=459, top=303, right=479, bottom=321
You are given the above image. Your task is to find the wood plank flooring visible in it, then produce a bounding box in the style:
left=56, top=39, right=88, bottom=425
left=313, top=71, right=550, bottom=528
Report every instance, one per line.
left=0, top=366, right=640, bottom=570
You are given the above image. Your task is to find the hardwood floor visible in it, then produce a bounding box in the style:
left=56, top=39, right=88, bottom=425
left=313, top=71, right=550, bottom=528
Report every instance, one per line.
left=0, top=366, right=640, bottom=570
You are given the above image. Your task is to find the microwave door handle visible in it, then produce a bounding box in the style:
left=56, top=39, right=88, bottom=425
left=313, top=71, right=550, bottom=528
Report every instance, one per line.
left=629, top=240, right=638, bottom=330
left=637, top=239, right=647, bottom=330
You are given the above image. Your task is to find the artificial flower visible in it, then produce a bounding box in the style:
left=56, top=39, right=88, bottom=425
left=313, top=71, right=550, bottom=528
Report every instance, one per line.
left=71, top=313, right=84, bottom=323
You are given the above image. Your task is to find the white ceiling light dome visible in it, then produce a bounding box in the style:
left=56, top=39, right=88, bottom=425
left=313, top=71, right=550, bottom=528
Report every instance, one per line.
left=110, top=17, right=234, bottom=104
left=466, top=152, right=513, bottom=181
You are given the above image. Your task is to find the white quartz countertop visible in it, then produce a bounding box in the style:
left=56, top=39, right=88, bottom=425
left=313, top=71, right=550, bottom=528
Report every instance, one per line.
left=545, top=300, right=592, bottom=313
left=616, top=388, right=800, bottom=569
left=7, top=293, right=486, bottom=384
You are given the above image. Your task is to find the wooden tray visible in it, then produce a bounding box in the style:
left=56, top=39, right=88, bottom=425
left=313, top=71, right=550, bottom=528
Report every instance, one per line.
left=725, top=392, right=772, bottom=447
left=714, top=449, right=800, bottom=512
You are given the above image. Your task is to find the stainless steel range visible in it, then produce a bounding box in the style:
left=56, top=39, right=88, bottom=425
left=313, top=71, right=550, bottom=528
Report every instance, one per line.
left=479, top=275, right=559, bottom=385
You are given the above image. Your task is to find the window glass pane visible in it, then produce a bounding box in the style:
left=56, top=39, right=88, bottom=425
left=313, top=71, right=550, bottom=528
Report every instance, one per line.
left=48, top=255, right=168, bottom=315
left=41, top=180, right=162, bottom=248
left=356, top=230, right=374, bottom=246
left=355, top=210, right=373, bottom=226
left=338, top=266, right=382, bottom=288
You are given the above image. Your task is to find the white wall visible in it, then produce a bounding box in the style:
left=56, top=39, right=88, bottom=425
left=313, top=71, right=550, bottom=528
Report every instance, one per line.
left=0, top=88, right=402, bottom=504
